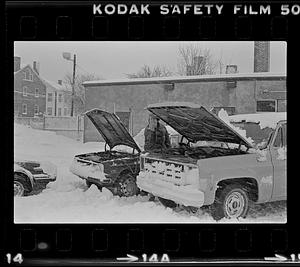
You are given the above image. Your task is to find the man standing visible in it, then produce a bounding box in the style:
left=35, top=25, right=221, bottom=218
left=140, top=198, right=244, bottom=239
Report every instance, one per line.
left=144, top=113, right=170, bottom=151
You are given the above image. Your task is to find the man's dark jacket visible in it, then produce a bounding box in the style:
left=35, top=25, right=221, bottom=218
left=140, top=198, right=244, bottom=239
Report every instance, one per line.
left=144, top=123, right=171, bottom=151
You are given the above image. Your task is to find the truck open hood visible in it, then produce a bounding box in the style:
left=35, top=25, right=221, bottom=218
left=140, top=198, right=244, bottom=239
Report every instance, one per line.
left=85, top=109, right=141, bottom=152
left=147, top=102, right=253, bottom=148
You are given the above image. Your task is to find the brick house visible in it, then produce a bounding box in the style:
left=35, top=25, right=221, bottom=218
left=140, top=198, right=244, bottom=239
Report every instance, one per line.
left=14, top=57, right=46, bottom=117
left=14, top=56, right=72, bottom=118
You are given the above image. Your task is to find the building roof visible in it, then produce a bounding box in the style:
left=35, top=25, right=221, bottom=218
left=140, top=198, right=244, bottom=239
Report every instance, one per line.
left=41, top=78, right=71, bottom=92
left=14, top=64, right=40, bottom=77
left=14, top=63, right=71, bottom=92
left=83, top=72, right=286, bottom=87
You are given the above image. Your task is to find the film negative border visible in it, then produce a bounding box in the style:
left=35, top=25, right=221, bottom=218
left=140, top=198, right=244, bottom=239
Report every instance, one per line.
left=6, top=2, right=298, bottom=40
left=3, top=0, right=300, bottom=265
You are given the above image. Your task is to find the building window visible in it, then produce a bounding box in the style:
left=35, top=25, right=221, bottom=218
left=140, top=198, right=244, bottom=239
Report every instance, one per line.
left=64, top=108, right=68, bottom=116
left=277, top=99, right=287, bottom=112
left=34, top=105, right=39, bottom=115
left=23, top=70, right=33, bottom=81
left=22, top=104, right=27, bottom=114
left=35, top=88, right=39, bottom=97
left=47, top=107, right=52, bottom=115
left=58, top=94, right=63, bottom=103
left=48, top=93, right=53, bottom=102
left=58, top=108, right=62, bottom=116
left=256, top=100, right=276, bottom=112
left=23, top=86, right=27, bottom=96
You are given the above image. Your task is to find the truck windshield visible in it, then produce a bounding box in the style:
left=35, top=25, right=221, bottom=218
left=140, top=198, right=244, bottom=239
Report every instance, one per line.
left=231, top=122, right=274, bottom=147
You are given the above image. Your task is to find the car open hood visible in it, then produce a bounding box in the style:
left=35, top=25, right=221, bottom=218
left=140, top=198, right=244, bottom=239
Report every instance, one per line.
left=147, top=102, right=253, bottom=148
left=85, top=109, right=141, bottom=152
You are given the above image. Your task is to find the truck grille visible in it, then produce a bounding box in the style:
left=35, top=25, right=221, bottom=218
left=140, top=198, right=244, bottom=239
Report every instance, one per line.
left=143, top=157, right=187, bottom=186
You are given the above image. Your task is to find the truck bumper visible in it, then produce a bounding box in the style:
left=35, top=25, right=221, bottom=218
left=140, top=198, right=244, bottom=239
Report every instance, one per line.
left=137, top=172, right=205, bottom=207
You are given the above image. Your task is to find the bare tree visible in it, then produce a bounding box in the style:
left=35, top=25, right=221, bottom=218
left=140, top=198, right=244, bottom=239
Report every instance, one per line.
left=126, top=65, right=173, bottom=78
left=177, top=44, right=218, bottom=76
left=64, top=73, right=103, bottom=115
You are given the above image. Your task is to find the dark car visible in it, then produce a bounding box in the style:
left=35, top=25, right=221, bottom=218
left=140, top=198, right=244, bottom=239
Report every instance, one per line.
left=69, top=109, right=141, bottom=197
left=14, top=160, right=57, bottom=196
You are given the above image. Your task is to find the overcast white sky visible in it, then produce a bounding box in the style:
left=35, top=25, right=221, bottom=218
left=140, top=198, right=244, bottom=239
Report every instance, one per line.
left=14, top=41, right=286, bottom=82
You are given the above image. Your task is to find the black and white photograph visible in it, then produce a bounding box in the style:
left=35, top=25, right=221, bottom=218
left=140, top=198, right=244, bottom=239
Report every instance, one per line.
left=14, top=41, right=287, bottom=223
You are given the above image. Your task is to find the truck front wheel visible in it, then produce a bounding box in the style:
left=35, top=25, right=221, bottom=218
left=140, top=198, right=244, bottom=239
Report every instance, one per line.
left=212, top=184, right=249, bottom=220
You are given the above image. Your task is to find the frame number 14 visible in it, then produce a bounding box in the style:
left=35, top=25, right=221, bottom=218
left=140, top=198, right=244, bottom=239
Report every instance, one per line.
left=6, top=253, right=23, bottom=264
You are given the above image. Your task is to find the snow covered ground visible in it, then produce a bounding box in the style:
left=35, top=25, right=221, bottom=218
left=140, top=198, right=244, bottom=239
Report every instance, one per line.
left=14, top=123, right=286, bottom=223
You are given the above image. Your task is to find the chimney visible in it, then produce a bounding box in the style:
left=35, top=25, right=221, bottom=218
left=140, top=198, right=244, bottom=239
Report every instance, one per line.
left=226, top=65, right=238, bottom=74
left=254, top=41, right=270, bottom=72
left=14, top=56, right=21, bottom=72
left=33, top=61, right=40, bottom=75
left=58, top=80, right=62, bottom=85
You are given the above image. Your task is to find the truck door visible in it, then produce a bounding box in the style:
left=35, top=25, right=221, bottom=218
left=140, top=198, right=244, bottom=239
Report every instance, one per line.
left=270, top=122, right=287, bottom=200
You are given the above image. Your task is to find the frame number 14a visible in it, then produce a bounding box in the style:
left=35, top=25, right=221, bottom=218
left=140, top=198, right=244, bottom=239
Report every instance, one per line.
left=142, top=253, right=170, bottom=262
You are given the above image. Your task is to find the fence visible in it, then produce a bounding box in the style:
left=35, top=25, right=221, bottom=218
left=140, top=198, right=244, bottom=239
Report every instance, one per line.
left=14, top=115, right=84, bottom=141
left=14, top=116, right=44, bottom=129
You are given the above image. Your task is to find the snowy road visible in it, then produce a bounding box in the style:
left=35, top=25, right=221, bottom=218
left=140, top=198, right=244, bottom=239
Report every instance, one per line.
left=14, top=124, right=286, bottom=223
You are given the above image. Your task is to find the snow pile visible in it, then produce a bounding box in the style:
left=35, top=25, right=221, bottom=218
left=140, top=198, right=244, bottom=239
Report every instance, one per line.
left=15, top=183, right=202, bottom=223
left=218, top=109, right=254, bottom=145
left=229, top=112, right=286, bottom=130
left=277, top=146, right=287, bottom=160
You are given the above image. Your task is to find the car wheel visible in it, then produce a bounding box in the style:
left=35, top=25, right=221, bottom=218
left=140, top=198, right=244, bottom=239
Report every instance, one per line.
left=14, top=174, right=29, bottom=197
left=158, top=197, right=177, bottom=208
left=117, top=173, right=139, bottom=197
left=212, top=184, right=249, bottom=220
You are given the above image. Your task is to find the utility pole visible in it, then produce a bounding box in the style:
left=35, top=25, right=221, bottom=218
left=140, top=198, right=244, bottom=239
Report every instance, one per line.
left=62, top=52, right=77, bottom=117
left=71, top=54, right=76, bottom=117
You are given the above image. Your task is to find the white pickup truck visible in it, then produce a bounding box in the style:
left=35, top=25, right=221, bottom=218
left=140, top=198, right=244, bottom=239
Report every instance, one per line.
left=136, top=102, right=286, bottom=219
